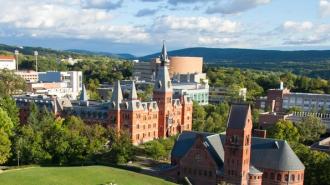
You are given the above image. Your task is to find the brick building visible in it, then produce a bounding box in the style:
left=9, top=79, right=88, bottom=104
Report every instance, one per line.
left=14, top=43, right=193, bottom=145
left=166, top=104, right=305, bottom=185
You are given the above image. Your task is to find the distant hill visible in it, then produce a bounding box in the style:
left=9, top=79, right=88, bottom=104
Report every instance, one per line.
left=66, top=49, right=135, bottom=59
left=141, top=47, right=330, bottom=63
left=0, top=43, right=135, bottom=59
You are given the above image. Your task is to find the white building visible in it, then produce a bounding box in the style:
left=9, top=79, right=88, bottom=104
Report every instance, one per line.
left=0, top=56, right=16, bottom=70
left=283, top=92, right=330, bottom=112
left=19, top=71, right=83, bottom=100
left=172, top=73, right=209, bottom=105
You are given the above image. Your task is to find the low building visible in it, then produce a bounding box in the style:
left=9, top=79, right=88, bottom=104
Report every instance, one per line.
left=172, top=73, right=209, bottom=105
left=258, top=111, right=330, bottom=132
left=311, top=137, right=330, bottom=154
left=15, top=70, right=39, bottom=82
left=163, top=104, right=305, bottom=185
left=17, top=71, right=83, bottom=100
left=256, top=82, right=330, bottom=113
left=0, top=56, right=16, bottom=70
left=209, top=86, right=247, bottom=104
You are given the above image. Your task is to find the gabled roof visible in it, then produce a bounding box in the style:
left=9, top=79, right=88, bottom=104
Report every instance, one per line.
left=129, top=81, right=138, bottom=100
left=171, top=131, right=225, bottom=168
left=110, top=80, right=123, bottom=109
left=227, top=104, right=250, bottom=129
left=172, top=131, right=305, bottom=172
left=0, top=56, right=15, bottom=60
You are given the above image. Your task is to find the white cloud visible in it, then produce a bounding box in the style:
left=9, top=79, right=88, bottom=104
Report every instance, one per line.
left=206, top=0, right=272, bottom=14
left=153, top=16, right=241, bottom=33
left=0, top=0, right=149, bottom=43
left=278, top=21, right=330, bottom=45
left=80, top=0, right=123, bottom=10
left=320, top=0, right=330, bottom=17
left=282, top=21, right=314, bottom=32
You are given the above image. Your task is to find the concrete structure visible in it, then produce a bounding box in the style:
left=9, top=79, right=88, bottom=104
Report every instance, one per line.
left=164, top=104, right=305, bottom=185
left=172, top=73, right=209, bottom=105
left=133, top=56, right=203, bottom=82
left=0, top=56, right=16, bottom=70
left=311, top=137, right=330, bottom=154
left=15, top=70, right=39, bottom=82
left=18, top=71, right=83, bottom=100
left=168, top=57, right=203, bottom=77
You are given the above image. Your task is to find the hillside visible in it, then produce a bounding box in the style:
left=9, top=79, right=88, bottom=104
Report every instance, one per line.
left=141, top=47, right=330, bottom=63
left=0, top=43, right=134, bottom=59
left=0, top=166, right=175, bottom=185
left=141, top=47, right=330, bottom=79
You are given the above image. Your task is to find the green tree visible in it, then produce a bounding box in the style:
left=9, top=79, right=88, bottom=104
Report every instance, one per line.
left=0, top=129, right=11, bottom=164
left=0, top=96, right=20, bottom=126
left=144, top=140, right=166, bottom=160
left=105, top=129, right=134, bottom=164
left=292, top=143, right=330, bottom=185
left=268, top=120, right=300, bottom=143
left=296, top=115, right=326, bottom=144
left=0, top=69, right=26, bottom=97
left=0, top=107, right=14, bottom=135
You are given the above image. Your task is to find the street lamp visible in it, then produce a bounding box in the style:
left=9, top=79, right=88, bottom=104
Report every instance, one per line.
left=14, top=50, right=19, bottom=71
left=34, top=51, right=38, bottom=72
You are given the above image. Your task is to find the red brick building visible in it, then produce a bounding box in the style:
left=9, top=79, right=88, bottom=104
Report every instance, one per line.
left=166, top=104, right=305, bottom=185
left=14, top=43, right=193, bottom=145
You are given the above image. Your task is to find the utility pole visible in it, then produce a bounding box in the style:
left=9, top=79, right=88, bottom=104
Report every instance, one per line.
left=14, top=50, right=19, bottom=71
left=34, top=51, right=38, bottom=72
left=17, top=150, right=20, bottom=167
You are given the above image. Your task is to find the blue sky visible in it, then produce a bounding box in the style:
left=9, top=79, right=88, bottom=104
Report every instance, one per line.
left=0, top=0, right=330, bottom=55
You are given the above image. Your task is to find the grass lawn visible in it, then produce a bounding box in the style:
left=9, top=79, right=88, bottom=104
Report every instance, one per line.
left=0, top=165, right=176, bottom=185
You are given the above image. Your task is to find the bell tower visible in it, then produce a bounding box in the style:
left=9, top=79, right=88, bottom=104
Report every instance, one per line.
left=224, top=104, right=253, bottom=185
left=153, top=41, right=173, bottom=138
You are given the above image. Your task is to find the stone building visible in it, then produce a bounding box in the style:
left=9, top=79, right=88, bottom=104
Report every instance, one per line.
left=165, top=104, right=305, bottom=185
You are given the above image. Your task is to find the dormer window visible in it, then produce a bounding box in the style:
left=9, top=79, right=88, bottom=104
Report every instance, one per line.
left=230, top=135, right=239, bottom=144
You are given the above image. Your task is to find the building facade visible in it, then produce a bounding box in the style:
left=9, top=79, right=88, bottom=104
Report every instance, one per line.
left=17, top=71, right=83, bottom=100
left=0, top=56, right=16, bottom=70
left=14, top=43, right=193, bottom=145
left=256, top=82, right=330, bottom=113
left=165, top=104, right=305, bottom=185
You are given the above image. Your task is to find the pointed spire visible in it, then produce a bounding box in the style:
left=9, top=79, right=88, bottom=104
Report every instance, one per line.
left=155, top=41, right=172, bottom=92
left=79, top=84, right=89, bottom=106
left=129, top=81, right=138, bottom=100
left=80, top=84, right=88, bottom=101
left=111, top=80, right=123, bottom=109
left=160, top=40, right=169, bottom=66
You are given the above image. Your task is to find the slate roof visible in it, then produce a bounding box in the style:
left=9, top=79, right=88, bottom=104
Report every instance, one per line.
left=227, top=104, right=250, bottom=129
left=172, top=131, right=305, bottom=173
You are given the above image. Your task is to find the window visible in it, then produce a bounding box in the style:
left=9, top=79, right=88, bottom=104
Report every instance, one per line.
left=291, top=174, right=295, bottom=181
left=264, top=172, right=268, bottom=178
left=270, top=173, right=274, bottom=180
left=277, top=174, right=282, bottom=181
left=285, top=174, right=288, bottom=181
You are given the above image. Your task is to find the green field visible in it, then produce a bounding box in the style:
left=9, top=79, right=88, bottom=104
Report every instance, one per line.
left=0, top=166, right=176, bottom=185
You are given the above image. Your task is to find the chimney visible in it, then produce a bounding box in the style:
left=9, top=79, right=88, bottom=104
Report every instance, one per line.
left=271, top=99, right=275, bottom=113
left=280, top=81, right=284, bottom=90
